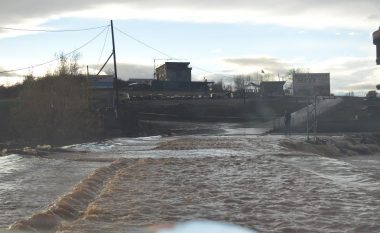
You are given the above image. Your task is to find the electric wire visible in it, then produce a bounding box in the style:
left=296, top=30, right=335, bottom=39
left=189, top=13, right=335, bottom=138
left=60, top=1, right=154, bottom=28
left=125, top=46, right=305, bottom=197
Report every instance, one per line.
left=115, top=27, right=173, bottom=59
left=115, top=26, right=234, bottom=79
left=192, top=65, right=234, bottom=79
left=96, top=26, right=111, bottom=71
left=0, top=26, right=109, bottom=74
left=0, top=25, right=109, bottom=33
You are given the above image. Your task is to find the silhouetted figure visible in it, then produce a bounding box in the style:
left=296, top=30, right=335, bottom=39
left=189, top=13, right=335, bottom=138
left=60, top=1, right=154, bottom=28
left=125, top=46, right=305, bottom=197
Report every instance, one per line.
left=284, top=111, right=291, bottom=135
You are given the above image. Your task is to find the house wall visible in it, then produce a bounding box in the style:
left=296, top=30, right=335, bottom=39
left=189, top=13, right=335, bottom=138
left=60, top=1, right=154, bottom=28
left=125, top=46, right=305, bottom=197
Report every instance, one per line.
left=165, top=68, right=191, bottom=82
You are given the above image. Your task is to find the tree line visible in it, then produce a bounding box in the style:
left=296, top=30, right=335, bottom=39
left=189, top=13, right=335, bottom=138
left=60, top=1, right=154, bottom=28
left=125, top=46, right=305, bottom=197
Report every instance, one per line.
left=0, top=52, right=104, bottom=145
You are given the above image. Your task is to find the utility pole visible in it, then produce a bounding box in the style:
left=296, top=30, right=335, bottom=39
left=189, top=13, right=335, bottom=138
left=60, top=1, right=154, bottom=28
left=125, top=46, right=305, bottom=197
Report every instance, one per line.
left=153, top=59, right=156, bottom=79
left=110, top=20, right=119, bottom=118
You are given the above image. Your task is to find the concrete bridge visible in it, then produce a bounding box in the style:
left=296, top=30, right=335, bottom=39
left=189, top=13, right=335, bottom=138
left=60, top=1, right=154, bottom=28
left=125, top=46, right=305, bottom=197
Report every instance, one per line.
left=270, top=97, right=343, bottom=132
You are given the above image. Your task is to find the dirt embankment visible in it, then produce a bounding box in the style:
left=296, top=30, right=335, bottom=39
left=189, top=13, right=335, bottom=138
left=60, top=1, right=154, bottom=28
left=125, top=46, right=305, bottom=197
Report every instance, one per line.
left=281, top=134, right=380, bottom=157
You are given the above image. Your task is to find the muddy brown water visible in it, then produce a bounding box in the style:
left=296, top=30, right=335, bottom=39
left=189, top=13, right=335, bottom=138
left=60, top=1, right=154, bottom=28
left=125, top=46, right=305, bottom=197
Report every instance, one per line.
left=1, top=133, right=380, bottom=233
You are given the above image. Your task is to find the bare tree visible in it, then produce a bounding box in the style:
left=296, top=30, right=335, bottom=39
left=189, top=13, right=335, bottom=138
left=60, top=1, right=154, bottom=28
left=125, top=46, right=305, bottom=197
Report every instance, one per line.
left=286, top=68, right=310, bottom=76
left=233, top=74, right=257, bottom=91
left=211, top=80, right=224, bottom=92
left=54, top=52, right=81, bottom=76
left=233, top=75, right=246, bottom=91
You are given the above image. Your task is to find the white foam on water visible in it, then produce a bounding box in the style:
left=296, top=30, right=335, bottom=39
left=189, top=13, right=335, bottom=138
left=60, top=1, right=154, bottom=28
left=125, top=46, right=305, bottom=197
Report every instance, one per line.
left=279, top=154, right=380, bottom=192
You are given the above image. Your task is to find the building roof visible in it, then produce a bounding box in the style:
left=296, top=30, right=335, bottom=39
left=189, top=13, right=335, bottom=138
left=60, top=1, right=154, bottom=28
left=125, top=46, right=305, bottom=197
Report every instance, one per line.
left=157, top=62, right=191, bottom=69
left=87, top=75, right=114, bottom=89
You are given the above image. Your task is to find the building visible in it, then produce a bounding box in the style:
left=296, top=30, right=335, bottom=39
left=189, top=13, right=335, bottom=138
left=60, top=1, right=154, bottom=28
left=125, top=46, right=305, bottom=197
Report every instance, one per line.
left=156, top=62, right=192, bottom=82
left=260, top=81, right=285, bottom=97
left=293, top=73, right=330, bottom=96
left=151, top=62, right=212, bottom=92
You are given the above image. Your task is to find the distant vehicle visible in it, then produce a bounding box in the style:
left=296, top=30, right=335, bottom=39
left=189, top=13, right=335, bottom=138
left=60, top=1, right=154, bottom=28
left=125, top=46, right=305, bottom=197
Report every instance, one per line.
left=366, top=91, right=378, bottom=100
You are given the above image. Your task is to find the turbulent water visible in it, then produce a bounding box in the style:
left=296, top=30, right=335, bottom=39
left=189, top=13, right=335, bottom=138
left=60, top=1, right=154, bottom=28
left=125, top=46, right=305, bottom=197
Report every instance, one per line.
left=1, top=129, right=380, bottom=233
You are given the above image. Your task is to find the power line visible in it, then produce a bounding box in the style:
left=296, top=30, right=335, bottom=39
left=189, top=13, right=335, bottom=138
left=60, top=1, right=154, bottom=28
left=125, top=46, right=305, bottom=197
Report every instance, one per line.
left=192, top=65, right=234, bottom=79
left=0, top=25, right=109, bottom=33
left=96, top=26, right=111, bottom=70
left=115, top=26, right=233, bottom=79
left=0, top=26, right=109, bottom=75
left=115, top=27, right=173, bottom=58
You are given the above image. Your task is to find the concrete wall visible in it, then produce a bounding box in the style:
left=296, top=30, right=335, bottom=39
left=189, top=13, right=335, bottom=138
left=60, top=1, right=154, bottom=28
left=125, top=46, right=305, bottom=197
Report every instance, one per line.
left=166, top=68, right=191, bottom=82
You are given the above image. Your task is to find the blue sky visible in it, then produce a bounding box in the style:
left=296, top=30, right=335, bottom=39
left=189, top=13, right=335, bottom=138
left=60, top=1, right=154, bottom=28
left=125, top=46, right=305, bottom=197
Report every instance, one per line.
left=0, top=0, right=379, bottom=93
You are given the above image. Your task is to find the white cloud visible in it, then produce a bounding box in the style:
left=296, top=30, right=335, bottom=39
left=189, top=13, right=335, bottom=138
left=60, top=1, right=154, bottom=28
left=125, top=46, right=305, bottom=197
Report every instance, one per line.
left=0, top=0, right=380, bottom=32
left=306, top=56, right=380, bottom=92
left=222, top=56, right=294, bottom=74
left=210, top=48, right=223, bottom=54
left=0, top=75, right=25, bottom=86
left=3, top=54, right=378, bottom=93
left=222, top=55, right=380, bottom=92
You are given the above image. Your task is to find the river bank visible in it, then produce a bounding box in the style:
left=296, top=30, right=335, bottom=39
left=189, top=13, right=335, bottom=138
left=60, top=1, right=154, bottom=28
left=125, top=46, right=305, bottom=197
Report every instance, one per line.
left=3, top=132, right=380, bottom=233
left=281, top=134, right=380, bottom=157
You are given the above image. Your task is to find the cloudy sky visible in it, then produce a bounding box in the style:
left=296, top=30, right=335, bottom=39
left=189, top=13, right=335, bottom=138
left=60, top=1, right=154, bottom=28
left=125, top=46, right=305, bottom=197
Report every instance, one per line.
left=0, top=0, right=380, bottom=93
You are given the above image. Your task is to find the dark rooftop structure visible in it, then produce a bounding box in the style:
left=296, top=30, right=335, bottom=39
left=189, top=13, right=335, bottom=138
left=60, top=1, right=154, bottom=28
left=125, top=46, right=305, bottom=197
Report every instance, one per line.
left=156, top=62, right=192, bottom=82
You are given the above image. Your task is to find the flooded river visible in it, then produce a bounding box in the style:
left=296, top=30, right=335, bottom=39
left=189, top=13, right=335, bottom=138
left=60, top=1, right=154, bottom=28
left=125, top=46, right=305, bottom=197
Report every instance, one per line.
left=1, top=130, right=380, bottom=232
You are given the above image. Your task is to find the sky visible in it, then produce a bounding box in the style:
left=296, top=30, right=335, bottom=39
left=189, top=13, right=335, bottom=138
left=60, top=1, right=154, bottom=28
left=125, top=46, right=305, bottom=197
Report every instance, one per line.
left=0, top=0, right=379, bottom=93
